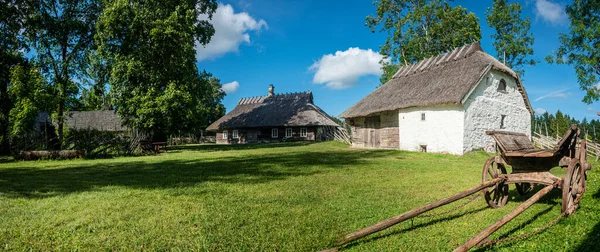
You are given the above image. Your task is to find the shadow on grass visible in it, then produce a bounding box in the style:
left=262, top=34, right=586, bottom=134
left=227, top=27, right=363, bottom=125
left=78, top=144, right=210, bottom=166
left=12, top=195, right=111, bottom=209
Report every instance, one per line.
left=167, top=141, right=316, bottom=153
left=339, top=205, right=489, bottom=251
left=336, top=184, right=567, bottom=251
left=0, top=147, right=396, bottom=198
left=471, top=203, right=558, bottom=252
left=574, top=184, right=600, bottom=250
left=0, top=156, right=15, bottom=163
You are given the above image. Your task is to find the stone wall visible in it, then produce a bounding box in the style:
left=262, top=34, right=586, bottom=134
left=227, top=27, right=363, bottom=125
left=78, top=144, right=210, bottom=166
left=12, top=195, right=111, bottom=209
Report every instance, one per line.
left=463, top=69, right=532, bottom=153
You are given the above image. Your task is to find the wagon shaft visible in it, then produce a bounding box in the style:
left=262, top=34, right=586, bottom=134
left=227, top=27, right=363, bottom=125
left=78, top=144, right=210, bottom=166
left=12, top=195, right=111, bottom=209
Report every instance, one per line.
left=324, top=125, right=590, bottom=252
left=453, top=184, right=555, bottom=252
left=324, top=177, right=506, bottom=250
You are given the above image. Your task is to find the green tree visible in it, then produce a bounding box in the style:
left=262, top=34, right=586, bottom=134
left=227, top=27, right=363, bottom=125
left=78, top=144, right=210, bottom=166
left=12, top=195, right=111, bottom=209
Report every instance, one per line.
left=550, top=110, right=570, bottom=138
left=95, top=0, right=222, bottom=139
left=366, top=0, right=482, bottom=84
left=79, top=49, right=112, bottom=111
left=8, top=62, right=56, bottom=137
left=486, top=0, right=536, bottom=77
left=0, top=0, right=31, bottom=154
left=26, top=0, right=101, bottom=148
left=547, top=0, right=600, bottom=103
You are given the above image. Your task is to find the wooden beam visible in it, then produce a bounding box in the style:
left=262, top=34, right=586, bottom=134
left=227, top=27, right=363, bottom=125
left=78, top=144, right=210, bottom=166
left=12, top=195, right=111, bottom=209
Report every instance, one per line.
left=453, top=184, right=555, bottom=252
left=324, top=176, right=506, bottom=250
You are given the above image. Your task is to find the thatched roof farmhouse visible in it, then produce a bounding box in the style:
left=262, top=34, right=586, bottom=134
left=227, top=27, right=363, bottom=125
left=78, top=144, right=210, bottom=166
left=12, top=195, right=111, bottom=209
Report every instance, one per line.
left=65, top=110, right=126, bottom=132
left=340, top=42, right=533, bottom=155
left=206, top=85, right=338, bottom=144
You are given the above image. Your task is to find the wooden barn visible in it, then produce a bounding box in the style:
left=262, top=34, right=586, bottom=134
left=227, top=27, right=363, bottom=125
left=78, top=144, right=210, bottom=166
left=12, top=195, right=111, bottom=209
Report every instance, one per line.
left=340, top=42, right=533, bottom=155
left=206, top=85, right=339, bottom=144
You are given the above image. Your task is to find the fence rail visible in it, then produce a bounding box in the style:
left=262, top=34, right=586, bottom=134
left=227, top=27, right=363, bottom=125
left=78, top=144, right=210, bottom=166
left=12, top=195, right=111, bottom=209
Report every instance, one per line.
left=532, top=132, right=600, bottom=161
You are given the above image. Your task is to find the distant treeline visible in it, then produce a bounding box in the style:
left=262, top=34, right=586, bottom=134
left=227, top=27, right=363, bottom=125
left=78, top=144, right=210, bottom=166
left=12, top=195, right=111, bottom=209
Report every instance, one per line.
left=533, top=110, right=599, bottom=140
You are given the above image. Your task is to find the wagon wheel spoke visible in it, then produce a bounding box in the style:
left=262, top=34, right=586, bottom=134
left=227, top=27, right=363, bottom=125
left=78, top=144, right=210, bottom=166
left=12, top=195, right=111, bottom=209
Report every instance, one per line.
left=482, top=157, right=508, bottom=208
left=563, top=158, right=585, bottom=215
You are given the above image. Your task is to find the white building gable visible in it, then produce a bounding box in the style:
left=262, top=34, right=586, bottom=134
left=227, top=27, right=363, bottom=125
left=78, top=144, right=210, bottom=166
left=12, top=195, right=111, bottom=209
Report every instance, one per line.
left=341, top=42, right=533, bottom=155
left=463, top=69, right=531, bottom=153
left=397, top=68, right=531, bottom=155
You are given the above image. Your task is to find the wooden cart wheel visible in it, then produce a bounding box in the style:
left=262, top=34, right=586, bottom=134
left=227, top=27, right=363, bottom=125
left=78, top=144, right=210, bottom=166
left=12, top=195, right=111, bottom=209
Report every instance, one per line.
left=515, top=183, right=533, bottom=196
left=562, top=158, right=584, bottom=215
left=482, top=157, right=509, bottom=208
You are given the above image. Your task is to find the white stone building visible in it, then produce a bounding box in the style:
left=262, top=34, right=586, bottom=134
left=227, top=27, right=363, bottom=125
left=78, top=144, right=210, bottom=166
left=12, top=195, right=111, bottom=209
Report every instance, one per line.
left=340, top=42, right=533, bottom=155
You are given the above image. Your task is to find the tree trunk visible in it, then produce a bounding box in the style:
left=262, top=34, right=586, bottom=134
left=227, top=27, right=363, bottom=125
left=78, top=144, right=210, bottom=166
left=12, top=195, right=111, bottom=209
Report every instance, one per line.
left=57, top=38, right=68, bottom=150
left=57, top=95, right=64, bottom=149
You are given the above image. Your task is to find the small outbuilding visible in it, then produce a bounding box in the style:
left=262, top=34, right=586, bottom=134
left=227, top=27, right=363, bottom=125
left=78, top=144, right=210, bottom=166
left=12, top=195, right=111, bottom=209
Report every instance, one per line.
left=340, top=42, right=533, bottom=155
left=206, top=85, right=339, bottom=144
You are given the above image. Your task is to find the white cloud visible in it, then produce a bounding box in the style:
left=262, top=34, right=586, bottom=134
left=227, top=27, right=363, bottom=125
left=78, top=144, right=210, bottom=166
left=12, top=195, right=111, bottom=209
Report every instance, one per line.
left=534, top=87, right=570, bottom=101
left=587, top=106, right=595, bottom=111
left=535, top=108, right=548, bottom=115
left=196, top=4, right=267, bottom=61
left=309, top=48, right=387, bottom=89
left=221, top=81, right=240, bottom=94
left=534, top=0, right=568, bottom=25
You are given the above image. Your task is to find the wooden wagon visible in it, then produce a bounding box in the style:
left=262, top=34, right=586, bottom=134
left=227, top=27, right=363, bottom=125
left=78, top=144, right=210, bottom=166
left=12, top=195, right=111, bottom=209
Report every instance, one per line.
left=323, top=124, right=591, bottom=252
left=483, top=124, right=590, bottom=215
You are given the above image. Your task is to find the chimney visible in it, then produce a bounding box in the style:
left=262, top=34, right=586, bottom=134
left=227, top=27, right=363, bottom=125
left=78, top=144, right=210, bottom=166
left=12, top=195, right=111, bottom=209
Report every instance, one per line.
left=268, top=84, right=274, bottom=96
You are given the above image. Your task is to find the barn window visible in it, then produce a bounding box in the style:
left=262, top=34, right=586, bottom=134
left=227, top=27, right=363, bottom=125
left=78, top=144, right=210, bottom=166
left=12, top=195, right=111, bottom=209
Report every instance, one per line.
left=421, top=113, right=426, bottom=121
left=498, top=79, right=507, bottom=92
left=272, top=128, right=278, bottom=138
left=232, top=130, right=239, bottom=139
left=300, top=128, right=307, bottom=137
left=286, top=128, right=292, bottom=137
left=500, top=115, right=507, bottom=129
left=223, top=130, right=228, bottom=140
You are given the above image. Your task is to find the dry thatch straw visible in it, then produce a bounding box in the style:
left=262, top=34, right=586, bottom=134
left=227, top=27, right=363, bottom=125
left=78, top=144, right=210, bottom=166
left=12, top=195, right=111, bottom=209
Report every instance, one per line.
left=340, top=42, right=533, bottom=119
left=206, top=91, right=338, bottom=131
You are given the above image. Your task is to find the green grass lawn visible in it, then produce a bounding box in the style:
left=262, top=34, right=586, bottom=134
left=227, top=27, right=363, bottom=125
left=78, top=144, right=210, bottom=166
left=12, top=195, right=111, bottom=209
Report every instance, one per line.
left=1, top=141, right=600, bottom=251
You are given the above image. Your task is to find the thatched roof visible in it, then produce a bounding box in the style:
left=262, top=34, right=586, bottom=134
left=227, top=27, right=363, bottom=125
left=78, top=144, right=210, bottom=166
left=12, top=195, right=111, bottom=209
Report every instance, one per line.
left=340, top=42, right=533, bottom=118
left=206, top=91, right=338, bottom=131
left=65, top=110, right=126, bottom=132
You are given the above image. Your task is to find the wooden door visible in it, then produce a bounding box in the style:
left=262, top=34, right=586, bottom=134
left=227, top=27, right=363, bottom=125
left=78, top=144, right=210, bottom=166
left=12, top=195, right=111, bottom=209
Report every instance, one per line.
left=364, top=116, right=381, bottom=148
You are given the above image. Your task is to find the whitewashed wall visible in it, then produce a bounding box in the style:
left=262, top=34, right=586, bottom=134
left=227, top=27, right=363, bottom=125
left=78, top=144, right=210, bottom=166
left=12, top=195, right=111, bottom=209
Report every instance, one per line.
left=398, top=106, right=465, bottom=155
left=463, top=69, right=532, bottom=152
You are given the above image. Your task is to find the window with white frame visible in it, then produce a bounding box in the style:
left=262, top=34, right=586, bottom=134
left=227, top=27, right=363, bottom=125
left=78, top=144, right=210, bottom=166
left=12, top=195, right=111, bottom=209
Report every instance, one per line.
left=300, top=128, right=307, bottom=137
left=286, top=128, right=292, bottom=137
left=272, top=128, right=278, bottom=138
left=232, top=130, right=239, bottom=139
left=421, top=113, right=426, bottom=121
left=223, top=130, right=228, bottom=140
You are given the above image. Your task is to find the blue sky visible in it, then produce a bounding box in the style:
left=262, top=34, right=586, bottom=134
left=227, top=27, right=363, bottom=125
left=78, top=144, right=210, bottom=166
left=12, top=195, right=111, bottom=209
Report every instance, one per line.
left=196, top=0, right=597, bottom=121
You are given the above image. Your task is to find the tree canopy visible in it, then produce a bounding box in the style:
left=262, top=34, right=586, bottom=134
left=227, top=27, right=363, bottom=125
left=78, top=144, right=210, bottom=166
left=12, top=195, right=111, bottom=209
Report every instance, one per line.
left=95, top=0, right=222, bottom=139
left=486, top=0, right=536, bottom=78
left=366, top=0, right=481, bottom=84
left=26, top=0, right=101, bottom=148
left=548, top=0, right=600, bottom=104
left=0, top=0, right=32, bottom=154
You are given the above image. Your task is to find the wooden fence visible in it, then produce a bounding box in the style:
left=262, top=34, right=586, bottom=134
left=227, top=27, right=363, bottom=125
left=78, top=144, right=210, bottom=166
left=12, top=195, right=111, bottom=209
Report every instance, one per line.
left=321, top=125, right=352, bottom=145
left=532, top=132, right=600, bottom=161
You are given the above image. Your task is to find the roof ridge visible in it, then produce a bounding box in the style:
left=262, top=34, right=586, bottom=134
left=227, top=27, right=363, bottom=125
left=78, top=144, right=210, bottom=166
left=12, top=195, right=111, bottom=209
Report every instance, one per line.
left=237, top=90, right=313, bottom=105
left=392, top=41, right=482, bottom=79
